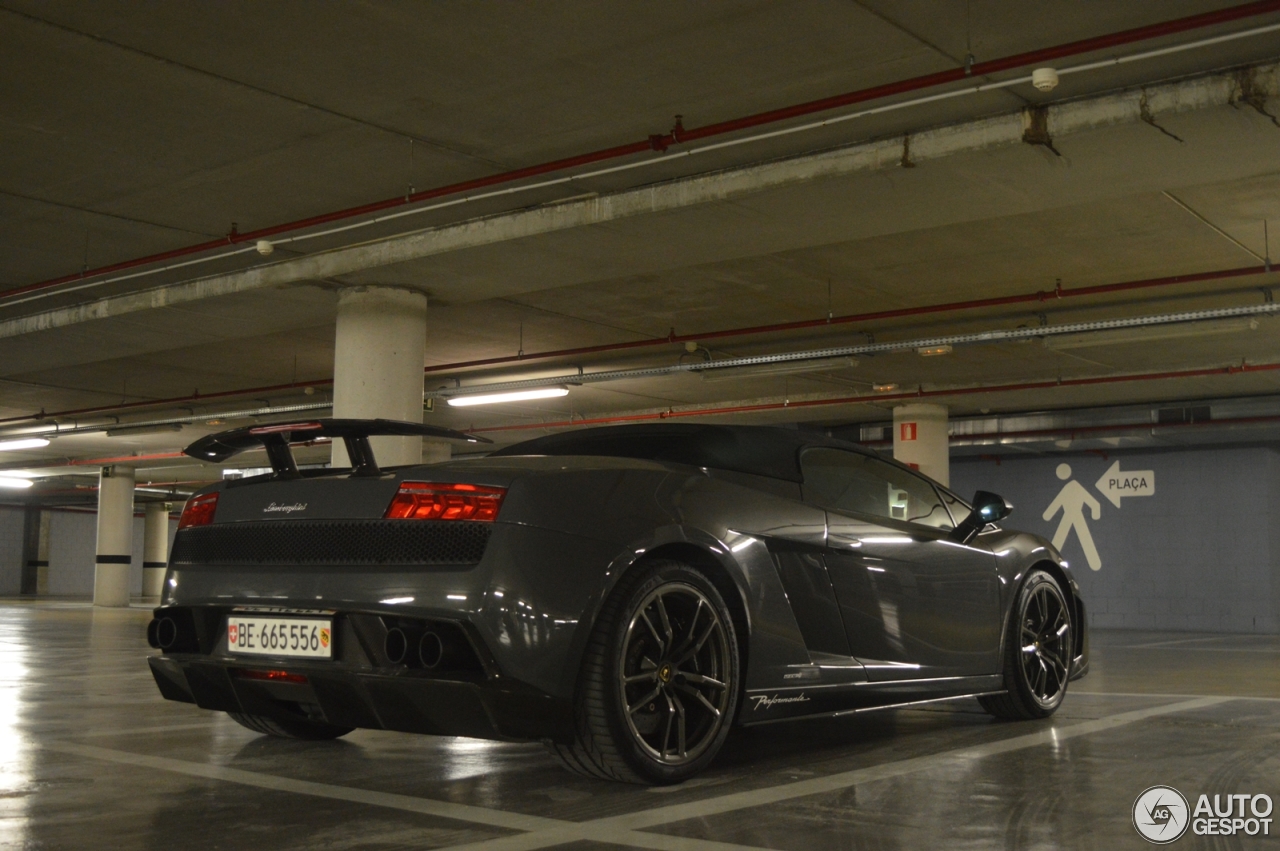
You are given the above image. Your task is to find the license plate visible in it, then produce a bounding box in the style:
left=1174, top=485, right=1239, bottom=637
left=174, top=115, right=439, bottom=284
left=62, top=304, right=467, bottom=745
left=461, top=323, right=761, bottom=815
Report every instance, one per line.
left=226, top=617, right=333, bottom=658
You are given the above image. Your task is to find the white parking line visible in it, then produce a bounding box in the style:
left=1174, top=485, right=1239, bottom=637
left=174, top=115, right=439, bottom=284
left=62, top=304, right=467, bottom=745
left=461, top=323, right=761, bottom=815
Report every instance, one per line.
left=73, top=722, right=224, bottom=737
left=1071, top=690, right=1280, bottom=702
left=605, top=696, right=1228, bottom=830
left=1123, top=646, right=1280, bottom=653
left=45, top=741, right=768, bottom=851
left=444, top=696, right=1228, bottom=851
left=46, top=741, right=562, bottom=833
left=1117, top=635, right=1275, bottom=649
left=48, top=696, right=1228, bottom=851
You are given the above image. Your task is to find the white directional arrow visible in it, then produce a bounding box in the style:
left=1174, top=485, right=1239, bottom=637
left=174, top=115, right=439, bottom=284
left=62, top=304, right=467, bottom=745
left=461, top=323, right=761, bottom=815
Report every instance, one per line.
left=1095, top=460, right=1155, bottom=508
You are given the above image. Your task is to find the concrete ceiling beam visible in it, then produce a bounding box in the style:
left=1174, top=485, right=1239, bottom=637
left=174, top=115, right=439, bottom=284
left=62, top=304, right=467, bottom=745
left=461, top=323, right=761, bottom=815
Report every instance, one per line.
left=1, top=62, right=1277, bottom=349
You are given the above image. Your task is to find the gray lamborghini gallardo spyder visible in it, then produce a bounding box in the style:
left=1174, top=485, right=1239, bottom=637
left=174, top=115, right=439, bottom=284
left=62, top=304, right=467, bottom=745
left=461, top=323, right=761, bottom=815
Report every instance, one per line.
left=148, top=419, right=1088, bottom=784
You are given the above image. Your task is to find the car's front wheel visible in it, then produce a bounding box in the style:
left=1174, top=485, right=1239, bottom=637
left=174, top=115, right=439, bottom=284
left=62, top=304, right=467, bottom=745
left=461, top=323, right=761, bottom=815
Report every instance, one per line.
left=548, top=559, right=740, bottom=784
left=980, top=569, right=1072, bottom=720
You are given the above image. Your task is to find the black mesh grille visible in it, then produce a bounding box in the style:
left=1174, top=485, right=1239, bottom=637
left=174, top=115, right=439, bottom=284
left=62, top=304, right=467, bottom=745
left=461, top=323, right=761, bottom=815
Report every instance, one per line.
left=170, top=520, right=491, bottom=566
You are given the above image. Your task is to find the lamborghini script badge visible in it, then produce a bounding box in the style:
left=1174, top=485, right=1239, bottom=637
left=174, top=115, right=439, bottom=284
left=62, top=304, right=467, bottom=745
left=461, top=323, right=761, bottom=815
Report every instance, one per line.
left=750, top=693, right=810, bottom=711
left=263, top=502, right=307, bottom=514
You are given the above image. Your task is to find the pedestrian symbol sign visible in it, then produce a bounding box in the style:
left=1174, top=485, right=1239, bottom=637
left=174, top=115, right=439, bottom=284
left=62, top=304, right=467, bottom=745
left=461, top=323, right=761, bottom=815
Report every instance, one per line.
left=1043, top=463, right=1103, bottom=571
left=1041, top=459, right=1157, bottom=572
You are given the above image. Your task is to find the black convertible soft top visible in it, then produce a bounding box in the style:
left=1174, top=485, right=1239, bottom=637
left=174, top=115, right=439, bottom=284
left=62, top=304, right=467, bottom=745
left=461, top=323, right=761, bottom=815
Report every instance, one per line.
left=492, top=423, right=872, bottom=483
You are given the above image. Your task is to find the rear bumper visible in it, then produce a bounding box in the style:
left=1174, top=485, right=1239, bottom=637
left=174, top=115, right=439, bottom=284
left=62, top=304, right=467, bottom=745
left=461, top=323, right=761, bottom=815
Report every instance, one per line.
left=149, top=653, right=572, bottom=742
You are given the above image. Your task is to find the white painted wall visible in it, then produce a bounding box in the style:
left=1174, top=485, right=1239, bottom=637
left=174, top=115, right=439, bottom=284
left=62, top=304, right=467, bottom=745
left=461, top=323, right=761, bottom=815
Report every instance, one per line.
left=42, top=510, right=177, bottom=598
left=46, top=511, right=96, bottom=596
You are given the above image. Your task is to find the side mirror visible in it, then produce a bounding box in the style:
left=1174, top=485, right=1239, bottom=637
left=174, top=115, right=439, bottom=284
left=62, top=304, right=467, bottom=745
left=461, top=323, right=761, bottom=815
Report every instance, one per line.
left=949, top=490, right=1013, bottom=544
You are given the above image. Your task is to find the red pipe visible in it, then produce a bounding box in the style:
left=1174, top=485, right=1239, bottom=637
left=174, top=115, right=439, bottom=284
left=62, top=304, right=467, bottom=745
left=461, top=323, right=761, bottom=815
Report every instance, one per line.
left=0, top=262, right=1269, bottom=428
left=66, top=451, right=188, bottom=466
left=31, top=376, right=1280, bottom=469
left=6, top=1, right=1279, bottom=303
left=423, top=263, right=1270, bottom=373
left=0, top=379, right=336, bottom=427
left=470, top=361, right=1280, bottom=434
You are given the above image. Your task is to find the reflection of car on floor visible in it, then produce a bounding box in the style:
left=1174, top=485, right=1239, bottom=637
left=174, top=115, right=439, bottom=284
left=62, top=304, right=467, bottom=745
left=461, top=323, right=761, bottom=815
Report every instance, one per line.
left=147, top=419, right=1089, bottom=784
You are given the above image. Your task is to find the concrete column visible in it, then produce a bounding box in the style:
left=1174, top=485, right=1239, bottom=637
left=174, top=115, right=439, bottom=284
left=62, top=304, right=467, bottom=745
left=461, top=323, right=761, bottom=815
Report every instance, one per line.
left=93, top=465, right=135, bottom=607
left=142, top=502, right=170, bottom=598
left=331, top=286, right=428, bottom=468
left=892, top=403, right=950, bottom=487
left=422, top=442, right=452, bottom=465
left=20, top=508, right=49, bottom=595
left=35, top=510, right=49, bottom=595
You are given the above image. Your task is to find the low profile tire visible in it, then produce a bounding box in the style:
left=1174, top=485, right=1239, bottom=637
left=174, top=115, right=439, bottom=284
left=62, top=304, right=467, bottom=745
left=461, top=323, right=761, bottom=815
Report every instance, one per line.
left=227, top=711, right=353, bottom=741
left=547, top=559, right=740, bottom=784
left=980, top=569, right=1072, bottom=721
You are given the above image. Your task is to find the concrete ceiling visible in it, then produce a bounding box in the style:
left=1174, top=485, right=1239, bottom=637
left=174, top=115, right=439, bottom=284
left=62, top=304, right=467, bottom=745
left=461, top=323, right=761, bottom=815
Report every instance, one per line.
left=3, top=1, right=1280, bottom=497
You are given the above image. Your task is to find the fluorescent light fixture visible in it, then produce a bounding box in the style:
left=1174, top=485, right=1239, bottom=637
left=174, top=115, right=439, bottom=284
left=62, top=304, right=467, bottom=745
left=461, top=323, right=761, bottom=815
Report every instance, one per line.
left=699, top=356, right=857, bottom=382
left=916, top=345, right=953, bottom=357
left=105, top=423, right=183, bottom=437
left=1044, top=317, right=1259, bottom=350
left=379, top=596, right=414, bottom=605
left=0, top=476, right=34, bottom=489
left=446, top=387, right=569, bottom=407
left=873, top=382, right=899, bottom=393
left=223, top=467, right=273, bottom=480
left=0, top=438, right=49, bottom=451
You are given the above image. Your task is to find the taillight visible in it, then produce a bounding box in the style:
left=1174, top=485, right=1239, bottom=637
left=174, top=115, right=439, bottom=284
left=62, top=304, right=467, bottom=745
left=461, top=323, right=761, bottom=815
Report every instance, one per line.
left=384, top=482, right=506, bottom=522
left=178, top=492, right=219, bottom=529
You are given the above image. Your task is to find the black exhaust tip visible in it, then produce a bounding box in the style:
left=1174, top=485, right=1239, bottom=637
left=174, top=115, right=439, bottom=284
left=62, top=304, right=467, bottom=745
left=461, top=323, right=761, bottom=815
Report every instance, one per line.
left=384, top=627, right=410, bottom=665
left=146, top=618, right=161, bottom=648
left=418, top=632, right=444, bottom=669
left=155, top=617, right=179, bottom=650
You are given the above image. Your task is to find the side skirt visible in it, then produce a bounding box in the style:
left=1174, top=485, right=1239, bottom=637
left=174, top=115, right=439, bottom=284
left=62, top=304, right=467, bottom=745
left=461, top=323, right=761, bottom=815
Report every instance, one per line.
left=742, top=685, right=1008, bottom=726
left=739, top=674, right=1004, bottom=725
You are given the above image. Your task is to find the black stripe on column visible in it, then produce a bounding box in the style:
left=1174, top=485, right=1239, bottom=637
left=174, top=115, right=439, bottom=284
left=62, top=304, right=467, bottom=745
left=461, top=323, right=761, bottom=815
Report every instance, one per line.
left=95, top=555, right=132, bottom=564
left=142, top=562, right=167, bottom=568
left=25, top=560, right=48, bottom=567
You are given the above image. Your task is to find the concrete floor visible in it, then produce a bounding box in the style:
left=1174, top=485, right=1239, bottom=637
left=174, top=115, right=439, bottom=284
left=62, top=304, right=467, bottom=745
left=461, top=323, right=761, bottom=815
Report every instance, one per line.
left=1, top=602, right=1277, bottom=850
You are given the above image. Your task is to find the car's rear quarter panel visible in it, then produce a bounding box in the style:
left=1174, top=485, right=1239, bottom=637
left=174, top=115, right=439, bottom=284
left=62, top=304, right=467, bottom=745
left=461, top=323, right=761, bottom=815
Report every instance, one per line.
left=164, top=455, right=820, bottom=709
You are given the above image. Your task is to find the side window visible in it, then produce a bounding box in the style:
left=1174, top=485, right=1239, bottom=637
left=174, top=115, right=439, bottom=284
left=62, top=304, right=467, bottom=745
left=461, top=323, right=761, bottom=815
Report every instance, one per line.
left=800, top=448, right=954, bottom=530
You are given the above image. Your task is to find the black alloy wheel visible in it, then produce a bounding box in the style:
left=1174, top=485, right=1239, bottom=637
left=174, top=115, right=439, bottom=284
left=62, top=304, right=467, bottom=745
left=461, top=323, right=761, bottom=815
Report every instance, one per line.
left=980, top=569, right=1072, bottom=720
left=619, top=581, right=732, bottom=766
left=547, top=560, right=740, bottom=784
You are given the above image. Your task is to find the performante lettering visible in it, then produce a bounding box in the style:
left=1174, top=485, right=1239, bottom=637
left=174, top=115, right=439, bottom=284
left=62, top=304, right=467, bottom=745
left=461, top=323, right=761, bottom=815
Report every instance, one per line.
left=750, top=693, right=811, bottom=710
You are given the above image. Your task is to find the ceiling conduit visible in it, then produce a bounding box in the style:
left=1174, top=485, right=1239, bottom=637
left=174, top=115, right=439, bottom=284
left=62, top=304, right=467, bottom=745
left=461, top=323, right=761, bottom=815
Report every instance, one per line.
left=5, top=361, right=1280, bottom=475
left=5, top=1, right=1280, bottom=304
left=1, top=262, right=1274, bottom=427
left=469, top=361, right=1280, bottom=435
left=429, top=302, right=1280, bottom=399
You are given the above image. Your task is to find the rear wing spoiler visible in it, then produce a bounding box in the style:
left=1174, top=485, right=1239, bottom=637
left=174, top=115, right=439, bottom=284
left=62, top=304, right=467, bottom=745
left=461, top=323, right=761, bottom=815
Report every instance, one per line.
left=184, top=418, right=490, bottom=479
